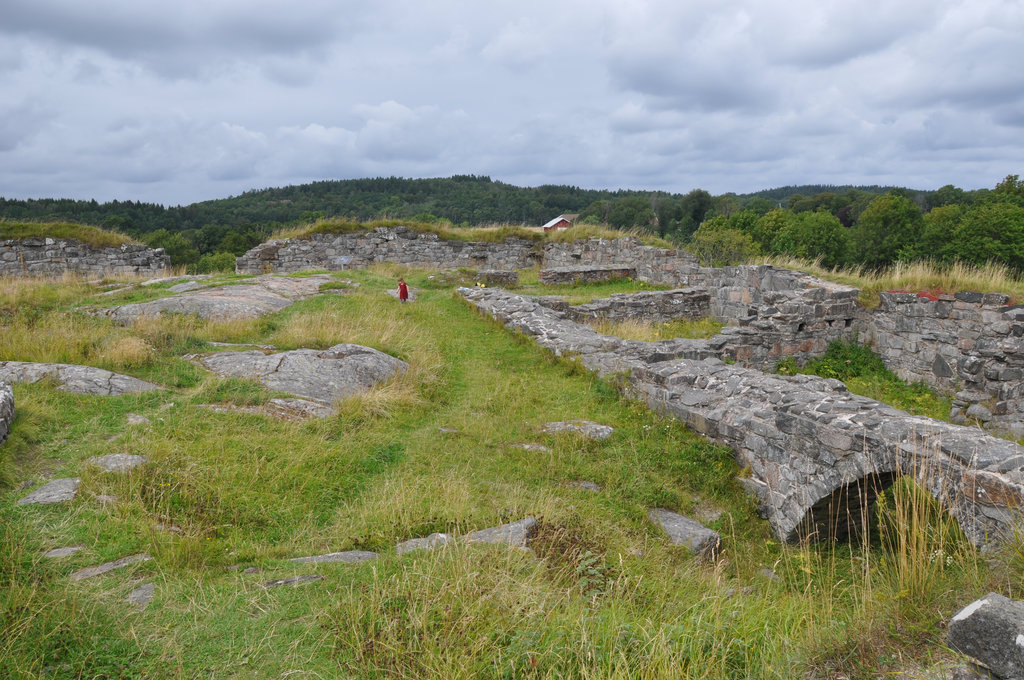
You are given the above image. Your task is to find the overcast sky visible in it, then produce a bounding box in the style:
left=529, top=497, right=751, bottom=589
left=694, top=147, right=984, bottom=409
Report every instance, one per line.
left=2, top=0, right=1022, bottom=207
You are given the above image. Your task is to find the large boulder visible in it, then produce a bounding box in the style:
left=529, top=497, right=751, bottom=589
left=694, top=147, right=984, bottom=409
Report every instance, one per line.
left=0, top=381, right=12, bottom=446
left=194, top=343, right=408, bottom=404
left=947, top=592, right=1024, bottom=679
left=0, top=362, right=163, bottom=396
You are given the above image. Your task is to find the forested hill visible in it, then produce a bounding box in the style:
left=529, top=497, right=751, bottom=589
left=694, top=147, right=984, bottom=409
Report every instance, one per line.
left=0, top=176, right=898, bottom=236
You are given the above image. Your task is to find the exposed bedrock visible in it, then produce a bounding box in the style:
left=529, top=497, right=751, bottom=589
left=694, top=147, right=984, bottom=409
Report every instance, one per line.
left=459, top=286, right=1024, bottom=548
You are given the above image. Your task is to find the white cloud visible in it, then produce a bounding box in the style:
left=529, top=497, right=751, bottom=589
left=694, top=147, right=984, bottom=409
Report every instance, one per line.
left=0, top=0, right=1021, bottom=205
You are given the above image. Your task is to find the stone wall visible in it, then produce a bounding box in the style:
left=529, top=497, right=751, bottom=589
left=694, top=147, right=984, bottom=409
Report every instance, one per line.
left=0, top=382, right=13, bottom=447
left=0, top=238, right=169, bottom=276
left=861, top=291, right=1024, bottom=437
left=236, top=227, right=539, bottom=274
left=458, top=286, right=1024, bottom=548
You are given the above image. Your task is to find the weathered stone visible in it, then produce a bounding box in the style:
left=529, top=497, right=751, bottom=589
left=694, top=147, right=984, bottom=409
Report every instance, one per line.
left=539, top=265, right=636, bottom=285
left=542, top=420, right=614, bottom=441
left=396, top=533, right=455, bottom=555
left=289, top=551, right=378, bottom=564
left=126, top=413, right=151, bottom=426
left=0, top=238, right=167, bottom=276
left=0, top=362, right=164, bottom=395
left=70, top=554, right=151, bottom=581
left=475, top=270, right=518, bottom=286
left=514, top=443, right=552, bottom=453
left=86, top=453, right=147, bottom=473
left=947, top=593, right=1024, bottom=679
left=648, top=508, right=722, bottom=559
left=43, top=546, right=84, bottom=558
left=466, top=517, right=538, bottom=548
left=263, top=575, right=324, bottom=588
left=126, top=582, right=155, bottom=610
left=0, top=381, right=13, bottom=447
left=98, top=274, right=333, bottom=322
left=567, top=481, right=601, bottom=491
left=16, top=478, right=80, bottom=505
left=195, top=343, right=408, bottom=405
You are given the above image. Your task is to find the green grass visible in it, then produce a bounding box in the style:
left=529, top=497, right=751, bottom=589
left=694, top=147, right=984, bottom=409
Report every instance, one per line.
left=0, top=265, right=1014, bottom=678
left=0, top=221, right=136, bottom=248
left=776, top=340, right=954, bottom=421
left=588, top=317, right=725, bottom=342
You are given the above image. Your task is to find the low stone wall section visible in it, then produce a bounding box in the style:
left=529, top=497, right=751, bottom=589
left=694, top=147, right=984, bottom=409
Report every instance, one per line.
left=0, top=238, right=168, bottom=276
left=0, top=382, right=13, bottom=446
left=458, top=286, right=1024, bottom=549
left=236, top=227, right=539, bottom=274
left=860, top=291, right=1024, bottom=437
left=538, top=265, right=636, bottom=285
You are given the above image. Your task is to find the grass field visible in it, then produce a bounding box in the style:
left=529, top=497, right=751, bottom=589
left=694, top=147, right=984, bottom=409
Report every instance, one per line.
left=1, top=265, right=1020, bottom=679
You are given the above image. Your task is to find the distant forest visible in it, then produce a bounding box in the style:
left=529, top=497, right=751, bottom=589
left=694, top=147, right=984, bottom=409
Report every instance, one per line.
left=2, top=174, right=1023, bottom=274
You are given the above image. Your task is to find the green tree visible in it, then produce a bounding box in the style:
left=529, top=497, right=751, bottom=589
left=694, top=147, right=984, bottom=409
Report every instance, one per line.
left=948, top=202, right=1024, bottom=270
left=850, top=193, right=923, bottom=270
left=686, top=223, right=760, bottom=266
left=771, top=211, right=849, bottom=268
left=144, top=229, right=200, bottom=267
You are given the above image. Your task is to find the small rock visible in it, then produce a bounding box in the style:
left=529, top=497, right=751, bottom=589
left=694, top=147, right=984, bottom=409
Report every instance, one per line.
left=70, top=554, right=151, bottom=581
left=126, top=413, right=151, bottom=426
left=947, top=592, right=1024, bottom=680
left=567, top=481, right=601, bottom=492
left=16, top=478, right=80, bottom=506
left=17, top=480, right=34, bottom=490
left=467, top=517, right=538, bottom=548
left=289, top=550, right=378, bottom=565
left=437, top=427, right=459, bottom=434
left=43, top=546, right=84, bottom=558
left=242, top=567, right=261, bottom=575
left=263, top=575, right=323, bottom=588
left=396, top=533, right=455, bottom=555
left=648, top=508, right=722, bottom=560
left=126, top=582, right=155, bottom=610
left=759, top=568, right=781, bottom=582
left=86, top=453, right=147, bottom=473
left=542, top=420, right=614, bottom=441
left=515, top=443, right=552, bottom=453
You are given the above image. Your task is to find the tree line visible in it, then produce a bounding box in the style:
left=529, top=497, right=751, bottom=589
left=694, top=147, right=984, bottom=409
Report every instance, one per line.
left=1, top=174, right=1022, bottom=273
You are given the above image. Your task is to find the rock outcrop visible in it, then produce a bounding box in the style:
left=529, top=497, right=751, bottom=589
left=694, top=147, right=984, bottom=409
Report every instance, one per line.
left=193, top=343, right=408, bottom=405
left=98, top=274, right=333, bottom=322
left=0, top=362, right=164, bottom=395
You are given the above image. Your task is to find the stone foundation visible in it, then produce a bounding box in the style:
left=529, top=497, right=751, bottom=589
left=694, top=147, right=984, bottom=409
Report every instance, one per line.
left=459, top=286, right=1024, bottom=548
left=0, top=238, right=168, bottom=276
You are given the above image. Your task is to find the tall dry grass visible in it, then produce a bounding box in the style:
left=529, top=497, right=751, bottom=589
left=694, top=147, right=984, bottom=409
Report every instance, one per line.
left=762, top=256, right=1024, bottom=307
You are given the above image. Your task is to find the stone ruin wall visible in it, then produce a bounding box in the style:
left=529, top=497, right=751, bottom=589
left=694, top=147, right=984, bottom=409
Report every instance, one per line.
left=235, top=227, right=539, bottom=275
left=458, top=286, right=1024, bottom=549
left=860, top=291, right=1024, bottom=437
left=0, top=381, right=13, bottom=447
left=237, top=229, right=1024, bottom=435
left=0, top=238, right=169, bottom=276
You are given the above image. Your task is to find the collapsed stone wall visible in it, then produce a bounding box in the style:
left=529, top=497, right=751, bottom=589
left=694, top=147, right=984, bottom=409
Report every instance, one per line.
left=236, top=227, right=539, bottom=274
left=458, top=286, right=1024, bottom=548
left=0, top=238, right=169, bottom=276
left=0, top=382, right=13, bottom=447
left=860, top=291, right=1024, bottom=437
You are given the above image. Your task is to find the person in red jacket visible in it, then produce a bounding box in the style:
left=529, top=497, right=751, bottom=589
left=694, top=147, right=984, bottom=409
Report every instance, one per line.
left=398, top=277, right=409, bottom=303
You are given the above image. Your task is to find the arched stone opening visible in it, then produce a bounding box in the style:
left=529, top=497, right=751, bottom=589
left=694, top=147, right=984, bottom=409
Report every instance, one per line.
left=793, top=471, right=902, bottom=543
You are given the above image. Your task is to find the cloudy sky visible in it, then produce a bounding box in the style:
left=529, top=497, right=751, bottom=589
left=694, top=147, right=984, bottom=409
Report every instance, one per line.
left=2, top=0, right=1022, bottom=207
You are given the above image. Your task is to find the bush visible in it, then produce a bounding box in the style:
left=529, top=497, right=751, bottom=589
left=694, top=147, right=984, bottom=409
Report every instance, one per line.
left=192, top=251, right=237, bottom=274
